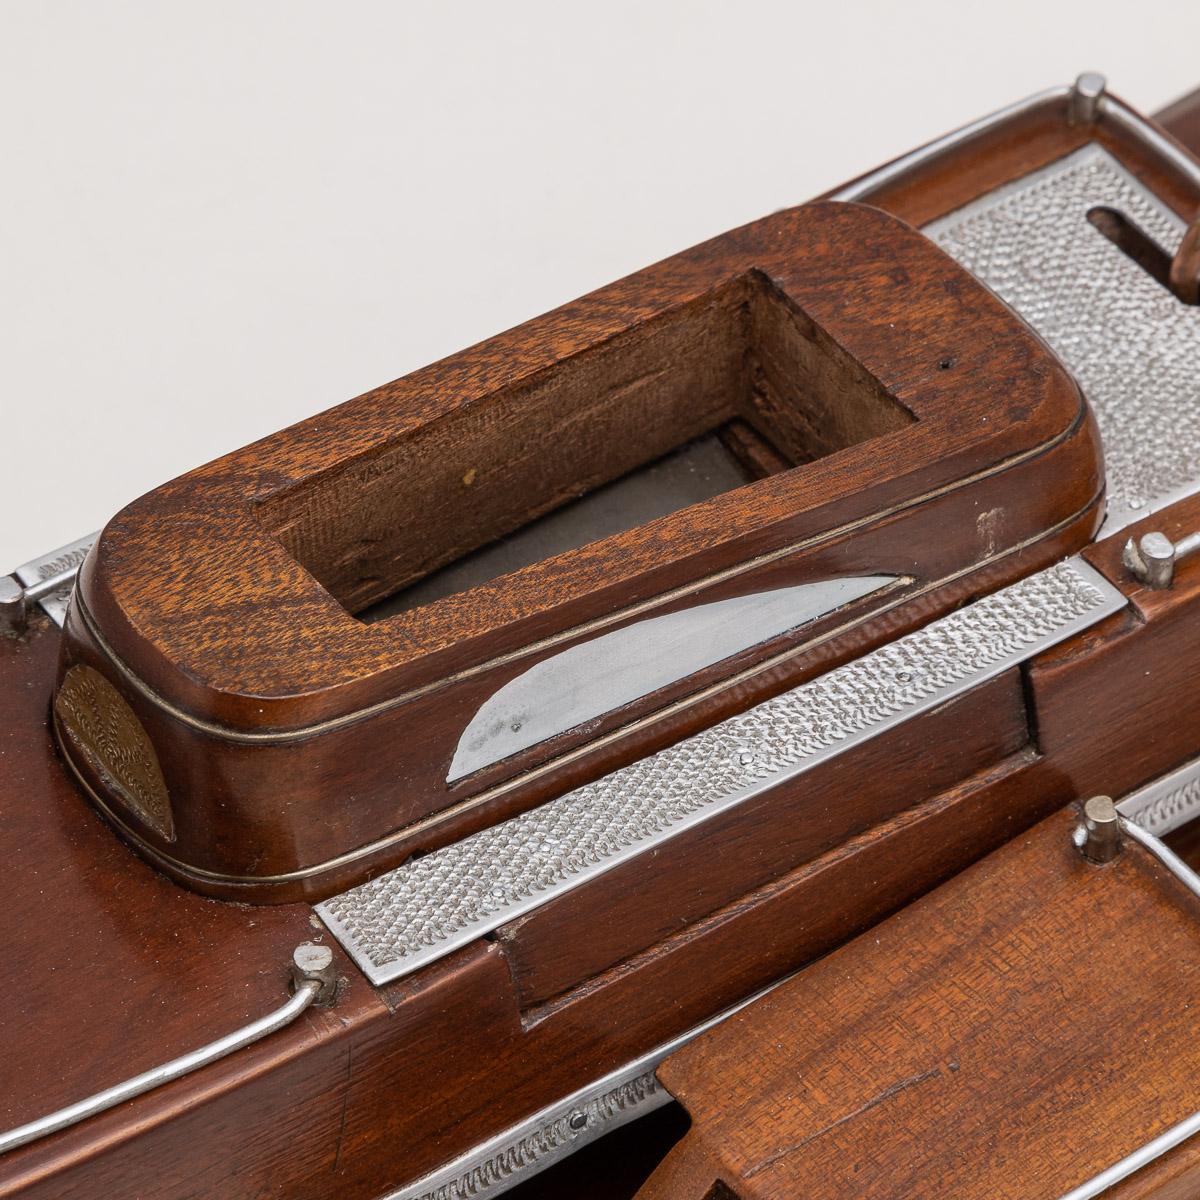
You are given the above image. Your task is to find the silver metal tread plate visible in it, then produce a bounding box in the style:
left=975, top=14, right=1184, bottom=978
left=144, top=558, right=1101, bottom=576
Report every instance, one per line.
left=1119, top=753, right=1200, bottom=838
left=318, top=558, right=1125, bottom=986
left=927, top=144, right=1199, bottom=534
left=14, top=532, right=97, bottom=627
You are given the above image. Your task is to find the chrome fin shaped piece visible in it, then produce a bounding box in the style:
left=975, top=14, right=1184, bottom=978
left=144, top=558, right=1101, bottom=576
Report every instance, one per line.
left=448, top=575, right=899, bottom=782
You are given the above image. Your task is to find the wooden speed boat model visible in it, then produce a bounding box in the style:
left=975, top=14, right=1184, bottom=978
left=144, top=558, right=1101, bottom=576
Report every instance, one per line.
left=8, top=72, right=1200, bottom=1199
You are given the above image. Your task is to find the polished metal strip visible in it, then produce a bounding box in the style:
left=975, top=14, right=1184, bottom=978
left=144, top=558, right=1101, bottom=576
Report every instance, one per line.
left=1117, top=754, right=1200, bottom=837
left=12, top=531, right=97, bottom=628
left=384, top=978, right=780, bottom=1200
left=1057, top=818, right=1200, bottom=1200
left=829, top=86, right=1069, bottom=202
left=448, top=575, right=899, bottom=782
left=318, top=558, right=1125, bottom=987
left=0, top=944, right=336, bottom=1156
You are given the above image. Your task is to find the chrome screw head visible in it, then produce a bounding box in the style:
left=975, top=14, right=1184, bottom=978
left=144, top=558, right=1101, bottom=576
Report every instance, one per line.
left=291, top=942, right=338, bottom=1005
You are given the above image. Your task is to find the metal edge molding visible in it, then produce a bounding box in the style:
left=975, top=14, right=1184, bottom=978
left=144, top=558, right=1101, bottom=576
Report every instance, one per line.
left=1117, top=754, right=1200, bottom=837
left=2, top=532, right=97, bottom=632
left=382, top=981, right=776, bottom=1200
left=317, top=558, right=1126, bottom=987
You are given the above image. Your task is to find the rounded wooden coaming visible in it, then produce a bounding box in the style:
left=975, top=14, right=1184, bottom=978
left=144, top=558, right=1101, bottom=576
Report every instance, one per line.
left=58, top=173, right=1117, bottom=897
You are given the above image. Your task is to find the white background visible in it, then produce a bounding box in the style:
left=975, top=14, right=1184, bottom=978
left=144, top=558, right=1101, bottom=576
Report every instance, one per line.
left=3, top=1, right=1200, bottom=567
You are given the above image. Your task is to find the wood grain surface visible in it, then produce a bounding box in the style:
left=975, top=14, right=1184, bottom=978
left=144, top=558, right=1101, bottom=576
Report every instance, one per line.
left=642, top=807, right=1200, bottom=1199
left=0, top=612, right=1114, bottom=1199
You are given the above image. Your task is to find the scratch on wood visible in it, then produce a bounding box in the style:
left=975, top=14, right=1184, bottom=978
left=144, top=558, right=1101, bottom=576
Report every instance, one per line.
left=331, top=1043, right=354, bottom=1173
left=604, top=365, right=670, bottom=402
left=977, top=507, right=1003, bottom=556
left=744, top=1065, right=944, bottom=1178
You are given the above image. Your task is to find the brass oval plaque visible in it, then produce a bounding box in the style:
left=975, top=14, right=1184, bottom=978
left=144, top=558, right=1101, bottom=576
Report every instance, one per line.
left=55, top=663, right=175, bottom=841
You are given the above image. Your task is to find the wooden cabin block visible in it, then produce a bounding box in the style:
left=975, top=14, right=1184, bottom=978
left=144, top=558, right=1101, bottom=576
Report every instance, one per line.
left=58, top=198, right=1102, bottom=900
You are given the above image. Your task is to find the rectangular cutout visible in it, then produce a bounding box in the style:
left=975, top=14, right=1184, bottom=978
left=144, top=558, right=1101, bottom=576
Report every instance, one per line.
left=256, top=272, right=915, bottom=619
left=362, top=427, right=772, bottom=620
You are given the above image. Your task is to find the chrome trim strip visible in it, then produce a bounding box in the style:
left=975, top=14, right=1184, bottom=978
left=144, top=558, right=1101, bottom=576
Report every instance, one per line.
left=1117, top=754, right=1200, bottom=837
left=0, top=946, right=333, bottom=1157
left=318, top=558, right=1125, bottom=988
left=448, top=575, right=899, bottom=782
left=830, top=86, right=1069, bottom=203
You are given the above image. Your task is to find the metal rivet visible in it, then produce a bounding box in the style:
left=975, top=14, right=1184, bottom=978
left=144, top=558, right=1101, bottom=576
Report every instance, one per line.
left=568, top=1111, right=588, bottom=1131
left=291, top=942, right=338, bottom=1005
left=1076, top=795, right=1122, bottom=864
left=0, top=576, right=27, bottom=635
left=1069, top=72, right=1107, bottom=125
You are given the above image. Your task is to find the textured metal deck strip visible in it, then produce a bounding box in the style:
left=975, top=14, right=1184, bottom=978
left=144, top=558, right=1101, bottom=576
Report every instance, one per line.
left=926, top=145, right=1200, bottom=534
left=1118, top=754, right=1200, bottom=838
left=318, top=559, right=1125, bottom=986
left=14, top=531, right=97, bottom=627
